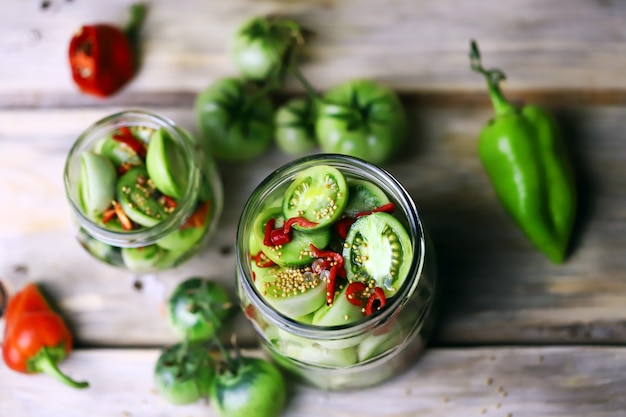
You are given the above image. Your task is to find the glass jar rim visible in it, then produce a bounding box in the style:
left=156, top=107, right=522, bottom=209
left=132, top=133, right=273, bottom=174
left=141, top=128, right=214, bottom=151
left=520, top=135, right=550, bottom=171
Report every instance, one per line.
left=63, top=110, right=201, bottom=248
left=236, top=153, right=427, bottom=340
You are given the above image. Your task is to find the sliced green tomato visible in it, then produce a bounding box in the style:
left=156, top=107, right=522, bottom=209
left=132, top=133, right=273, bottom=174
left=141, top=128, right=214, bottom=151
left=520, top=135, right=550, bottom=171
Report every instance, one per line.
left=343, top=212, right=413, bottom=297
left=117, top=167, right=172, bottom=227
left=282, top=165, right=348, bottom=230
left=357, top=321, right=403, bottom=362
left=343, top=179, right=390, bottom=218
left=98, top=134, right=144, bottom=169
left=156, top=222, right=207, bottom=253
left=255, top=266, right=327, bottom=318
left=252, top=207, right=330, bottom=267
left=78, top=229, right=123, bottom=267
left=79, top=151, right=117, bottom=217
left=312, top=285, right=364, bottom=327
left=146, top=128, right=189, bottom=199
left=121, top=245, right=165, bottom=272
left=279, top=339, right=358, bottom=368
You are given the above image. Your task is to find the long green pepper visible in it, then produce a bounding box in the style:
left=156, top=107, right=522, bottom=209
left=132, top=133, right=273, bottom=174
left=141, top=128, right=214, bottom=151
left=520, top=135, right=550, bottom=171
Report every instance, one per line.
left=470, top=40, right=577, bottom=263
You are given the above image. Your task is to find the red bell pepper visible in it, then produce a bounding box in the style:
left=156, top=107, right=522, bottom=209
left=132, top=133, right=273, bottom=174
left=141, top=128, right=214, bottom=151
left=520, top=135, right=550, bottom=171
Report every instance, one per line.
left=2, top=283, right=89, bottom=389
left=68, top=4, right=146, bottom=98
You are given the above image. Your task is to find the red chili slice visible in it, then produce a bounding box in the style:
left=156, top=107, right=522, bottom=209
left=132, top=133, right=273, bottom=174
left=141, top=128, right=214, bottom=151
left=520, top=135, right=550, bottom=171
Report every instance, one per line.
left=282, top=217, right=318, bottom=234
left=365, top=287, right=387, bottom=316
left=101, top=207, right=116, bottom=224
left=355, top=202, right=395, bottom=218
left=159, top=195, right=177, bottom=209
left=180, top=201, right=210, bottom=230
left=326, top=266, right=338, bottom=306
left=113, top=127, right=146, bottom=158
left=345, top=282, right=367, bottom=307
left=309, top=244, right=344, bottom=270
left=112, top=200, right=133, bottom=230
left=254, top=251, right=275, bottom=268
left=269, top=228, right=291, bottom=246
left=263, top=218, right=276, bottom=246
left=335, top=217, right=355, bottom=240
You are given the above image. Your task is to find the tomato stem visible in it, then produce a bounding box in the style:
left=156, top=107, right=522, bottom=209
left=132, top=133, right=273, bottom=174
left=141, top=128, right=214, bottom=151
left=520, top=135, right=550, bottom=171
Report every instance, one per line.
left=289, top=65, right=321, bottom=102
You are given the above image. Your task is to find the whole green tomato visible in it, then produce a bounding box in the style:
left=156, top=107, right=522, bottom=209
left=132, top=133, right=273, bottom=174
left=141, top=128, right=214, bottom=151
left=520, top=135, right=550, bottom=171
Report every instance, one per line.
left=195, top=77, right=274, bottom=161
left=275, top=97, right=317, bottom=155
left=315, top=79, right=407, bottom=165
left=154, top=342, right=215, bottom=405
left=167, top=277, right=233, bottom=342
left=210, top=357, right=286, bottom=417
left=231, top=16, right=304, bottom=82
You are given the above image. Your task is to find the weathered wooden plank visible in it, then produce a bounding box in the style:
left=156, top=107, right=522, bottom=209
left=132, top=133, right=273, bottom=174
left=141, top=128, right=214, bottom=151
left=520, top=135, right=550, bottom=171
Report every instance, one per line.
left=1, top=0, right=626, bottom=107
left=0, top=346, right=624, bottom=417
left=1, top=104, right=625, bottom=346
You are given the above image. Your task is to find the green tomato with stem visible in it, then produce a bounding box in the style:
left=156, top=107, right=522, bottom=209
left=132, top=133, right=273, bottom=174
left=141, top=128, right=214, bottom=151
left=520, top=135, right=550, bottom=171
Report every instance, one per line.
left=275, top=97, right=318, bottom=155
left=231, top=16, right=304, bottom=82
left=167, top=278, right=234, bottom=343
left=210, top=356, right=286, bottom=417
left=315, top=79, right=407, bottom=165
left=154, top=342, right=215, bottom=405
left=195, top=77, right=274, bottom=162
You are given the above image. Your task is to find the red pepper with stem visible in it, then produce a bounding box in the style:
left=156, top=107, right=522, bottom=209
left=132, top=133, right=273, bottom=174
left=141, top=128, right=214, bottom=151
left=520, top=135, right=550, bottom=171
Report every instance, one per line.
left=2, top=283, right=89, bottom=389
left=69, top=3, right=147, bottom=97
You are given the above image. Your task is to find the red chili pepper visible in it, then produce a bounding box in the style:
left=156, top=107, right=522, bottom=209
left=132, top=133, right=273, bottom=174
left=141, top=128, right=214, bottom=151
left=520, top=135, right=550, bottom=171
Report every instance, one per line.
left=355, top=202, right=396, bottom=218
left=325, top=266, right=338, bottom=306
left=365, top=287, right=387, bottom=316
left=334, top=203, right=395, bottom=239
left=2, top=283, right=89, bottom=389
left=68, top=4, right=147, bottom=98
left=345, top=282, right=367, bottom=307
left=282, top=217, right=318, bottom=234
left=335, top=217, right=355, bottom=240
left=263, top=218, right=276, bottom=246
left=159, top=195, right=178, bottom=210
left=101, top=207, right=116, bottom=224
left=254, top=251, right=275, bottom=268
left=309, top=244, right=344, bottom=270
left=113, top=200, right=133, bottom=230
left=180, top=201, right=211, bottom=230
left=113, top=126, right=147, bottom=158
left=262, top=216, right=317, bottom=247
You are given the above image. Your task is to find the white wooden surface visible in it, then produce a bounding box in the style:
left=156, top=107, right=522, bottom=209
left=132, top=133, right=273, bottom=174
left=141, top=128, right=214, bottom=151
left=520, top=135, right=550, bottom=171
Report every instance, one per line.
left=1, top=347, right=625, bottom=417
left=1, top=0, right=626, bottom=415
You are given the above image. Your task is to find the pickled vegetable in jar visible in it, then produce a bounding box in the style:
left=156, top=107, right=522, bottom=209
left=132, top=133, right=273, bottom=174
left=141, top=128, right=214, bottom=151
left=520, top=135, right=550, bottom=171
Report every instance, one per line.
left=236, top=154, right=437, bottom=390
left=63, top=110, right=223, bottom=273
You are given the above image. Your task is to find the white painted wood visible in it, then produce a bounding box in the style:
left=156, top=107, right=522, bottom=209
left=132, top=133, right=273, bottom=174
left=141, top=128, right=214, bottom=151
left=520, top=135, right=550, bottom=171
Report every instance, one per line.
left=0, top=347, right=624, bottom=417
left=0, top=0, right=625, bottom=106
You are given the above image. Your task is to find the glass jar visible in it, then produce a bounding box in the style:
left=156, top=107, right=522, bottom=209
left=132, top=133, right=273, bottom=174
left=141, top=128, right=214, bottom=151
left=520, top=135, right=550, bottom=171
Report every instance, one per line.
left=236, top=154, right=437, bottom=390
left=63, top=110, right=223, bottom=273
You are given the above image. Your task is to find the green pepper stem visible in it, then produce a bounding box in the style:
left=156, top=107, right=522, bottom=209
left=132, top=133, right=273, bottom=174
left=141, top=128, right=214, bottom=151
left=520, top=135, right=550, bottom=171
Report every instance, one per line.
left=35, top=348, right=89, bottom=389
left=469, top=40, right=515, bottom=115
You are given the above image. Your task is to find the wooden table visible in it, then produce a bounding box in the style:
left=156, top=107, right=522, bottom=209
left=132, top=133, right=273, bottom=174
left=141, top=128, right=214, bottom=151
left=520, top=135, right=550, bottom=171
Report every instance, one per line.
left=1, top=0, right=625, bottom=415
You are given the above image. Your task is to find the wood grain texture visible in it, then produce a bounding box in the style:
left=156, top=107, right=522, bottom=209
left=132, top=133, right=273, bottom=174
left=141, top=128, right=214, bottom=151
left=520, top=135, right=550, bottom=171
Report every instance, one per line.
left=1, top=0, right=626, bottom=107
left=0, top=346, right=624, bottom=417
left=0, top=104, right=624, bottom=346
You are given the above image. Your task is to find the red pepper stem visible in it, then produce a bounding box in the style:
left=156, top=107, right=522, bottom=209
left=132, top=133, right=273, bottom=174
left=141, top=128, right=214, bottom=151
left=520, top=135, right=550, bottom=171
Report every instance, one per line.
left=469, top=40, right=515, bottom=116
left=34, top=347, right=89, bottom=389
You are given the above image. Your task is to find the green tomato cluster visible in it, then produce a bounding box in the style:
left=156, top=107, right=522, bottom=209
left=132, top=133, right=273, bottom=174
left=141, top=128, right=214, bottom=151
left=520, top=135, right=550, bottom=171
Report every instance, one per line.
left=154, top=277, right=286, bottom=417
left=195, top=16, right=407, bottom=165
